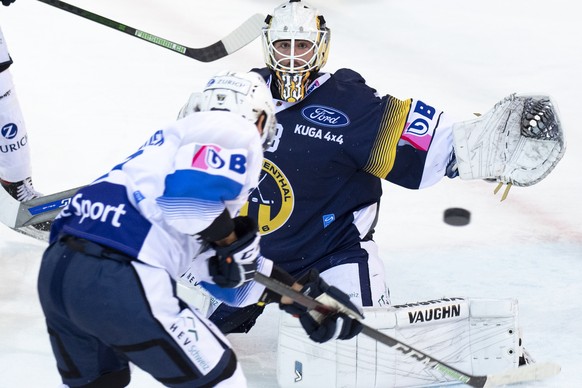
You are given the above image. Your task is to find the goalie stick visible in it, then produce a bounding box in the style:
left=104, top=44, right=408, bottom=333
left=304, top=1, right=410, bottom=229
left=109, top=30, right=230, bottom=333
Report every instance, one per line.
left=253, top=272, right=561, bottom=387
left=36, top=0, right=264, bottom=62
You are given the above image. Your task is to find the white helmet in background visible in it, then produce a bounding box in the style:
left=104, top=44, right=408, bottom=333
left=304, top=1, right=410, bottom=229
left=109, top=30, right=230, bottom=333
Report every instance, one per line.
left=194, top=71, right=277, bottom=150
left=262, top=0, right=330, bottom=102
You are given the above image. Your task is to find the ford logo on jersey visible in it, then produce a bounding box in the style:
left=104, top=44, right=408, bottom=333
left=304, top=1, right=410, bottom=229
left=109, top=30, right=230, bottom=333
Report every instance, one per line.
left=301, top=105, right=350, bottom=128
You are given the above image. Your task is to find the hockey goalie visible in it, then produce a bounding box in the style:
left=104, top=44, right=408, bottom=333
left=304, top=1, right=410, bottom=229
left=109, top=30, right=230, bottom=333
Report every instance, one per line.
left=274, top=94, right=564, bottom=387
left=178, top=92, right=565, bottom=387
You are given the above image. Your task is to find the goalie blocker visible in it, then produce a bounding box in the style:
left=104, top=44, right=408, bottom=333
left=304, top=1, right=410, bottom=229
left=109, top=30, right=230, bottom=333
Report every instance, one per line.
left=278, top=297, right=523, bottom=388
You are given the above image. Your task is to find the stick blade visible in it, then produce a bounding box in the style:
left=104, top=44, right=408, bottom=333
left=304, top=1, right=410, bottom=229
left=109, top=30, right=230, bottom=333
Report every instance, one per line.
left=484, top=362, right=561, bottom=387
left=221, top=13, right=265, bottom=55
left=186, top=13, right=265, bottom=62
left=0, top=187, right=21, bottom=229
left=1, top=185, right=83, bottom=241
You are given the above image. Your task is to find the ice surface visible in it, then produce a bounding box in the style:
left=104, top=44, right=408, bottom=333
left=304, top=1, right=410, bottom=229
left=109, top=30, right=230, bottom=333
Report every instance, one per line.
left=1, top=0, right=580, bottom=386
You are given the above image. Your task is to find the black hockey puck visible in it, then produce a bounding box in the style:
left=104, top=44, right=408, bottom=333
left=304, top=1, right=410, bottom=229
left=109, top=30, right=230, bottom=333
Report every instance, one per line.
left=443, top=208, right=471, bottom=226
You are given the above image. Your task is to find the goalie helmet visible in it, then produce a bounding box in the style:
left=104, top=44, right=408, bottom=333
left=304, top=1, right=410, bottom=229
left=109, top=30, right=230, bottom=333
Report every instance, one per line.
left=262, top=0, right=331, bottom=102
left=199, top=71, right=277, bottom=150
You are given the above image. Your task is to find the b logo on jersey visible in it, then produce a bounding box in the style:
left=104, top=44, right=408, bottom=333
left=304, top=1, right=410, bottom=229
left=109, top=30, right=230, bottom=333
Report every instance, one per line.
left=301, top=105, right=350, bottom=128
left=240, top=158, right=294, bottom=235
left=192, top=145, right=225, bottom=169
left=1, top=123, right=18, bottom=139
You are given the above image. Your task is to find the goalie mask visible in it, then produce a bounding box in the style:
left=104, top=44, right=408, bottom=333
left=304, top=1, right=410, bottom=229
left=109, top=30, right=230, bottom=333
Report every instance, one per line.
left=199, top=71, right=277, bottom=150
left=262, top=0, right=330, bottom=102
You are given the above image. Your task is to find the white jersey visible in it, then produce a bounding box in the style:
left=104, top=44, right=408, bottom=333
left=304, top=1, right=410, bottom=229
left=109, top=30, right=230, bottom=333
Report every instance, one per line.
left=1, top=25, right=32, bottom=182
left=50, top=111, right=263, bottom=279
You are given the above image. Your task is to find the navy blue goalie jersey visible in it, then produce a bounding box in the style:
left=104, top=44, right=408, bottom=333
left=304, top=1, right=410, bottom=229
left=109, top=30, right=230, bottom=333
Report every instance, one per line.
left=240, top=68, right=454, bottom=275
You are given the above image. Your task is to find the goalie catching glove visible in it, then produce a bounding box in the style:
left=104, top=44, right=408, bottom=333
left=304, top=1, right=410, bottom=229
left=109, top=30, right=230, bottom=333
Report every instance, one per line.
left=452, top=94, right=565, bottom=187
left=208, top=216, right=260, bottom=288
left=280, top=269, right=364, bottom=343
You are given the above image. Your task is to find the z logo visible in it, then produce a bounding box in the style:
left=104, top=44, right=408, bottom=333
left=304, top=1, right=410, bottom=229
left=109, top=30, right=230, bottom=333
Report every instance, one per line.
left=1, top=123, right=18, bottom=139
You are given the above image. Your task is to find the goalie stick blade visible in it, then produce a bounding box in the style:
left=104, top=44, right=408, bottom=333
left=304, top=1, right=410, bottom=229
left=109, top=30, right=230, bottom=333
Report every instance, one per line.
left=36, top=0, right=264, bottom=62
left=483, top=362, right=561, bottom=387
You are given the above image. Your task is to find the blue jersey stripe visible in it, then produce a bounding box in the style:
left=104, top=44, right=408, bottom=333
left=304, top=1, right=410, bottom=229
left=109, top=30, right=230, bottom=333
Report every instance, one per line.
left=164, top=169, right=243, bottom=202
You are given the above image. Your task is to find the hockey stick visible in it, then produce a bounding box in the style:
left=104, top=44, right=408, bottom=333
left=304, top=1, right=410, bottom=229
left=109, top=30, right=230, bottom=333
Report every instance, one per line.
left=0, top=183, right=82, bottom=240
left=253, top=272, right=561, bottom=387
left=35, top=0, right=264, bottom=62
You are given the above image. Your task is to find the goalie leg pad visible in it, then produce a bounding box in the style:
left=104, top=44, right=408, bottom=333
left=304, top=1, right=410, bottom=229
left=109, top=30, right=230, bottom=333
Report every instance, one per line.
left=277, top=297, right=521, bottom=387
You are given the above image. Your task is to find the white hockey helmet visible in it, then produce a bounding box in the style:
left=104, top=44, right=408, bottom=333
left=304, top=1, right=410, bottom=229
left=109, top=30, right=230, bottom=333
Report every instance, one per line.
left=262, top=0, right=330, bottom=102
left=199, top=71, right=277, bottom=150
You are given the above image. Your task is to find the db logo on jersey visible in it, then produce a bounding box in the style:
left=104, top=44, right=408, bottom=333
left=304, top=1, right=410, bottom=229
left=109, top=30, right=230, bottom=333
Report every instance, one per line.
left=1, top=123, right=18, bottom=139
left=401, top=100, right=442, bottom=151
left=191, top=144, right=247, bottom=174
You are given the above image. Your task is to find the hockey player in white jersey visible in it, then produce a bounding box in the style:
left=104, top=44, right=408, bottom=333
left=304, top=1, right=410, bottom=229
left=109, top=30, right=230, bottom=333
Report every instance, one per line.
left=37, top=71, right=364, bottom=388
left=0, top=5, right=39, bottom=201
left=1, top=14, right=49, bottom=233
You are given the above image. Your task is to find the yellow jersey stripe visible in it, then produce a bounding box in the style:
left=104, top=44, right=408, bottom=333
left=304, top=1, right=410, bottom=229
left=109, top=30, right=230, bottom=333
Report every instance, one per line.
left=364, top=97, right=411, bottom=178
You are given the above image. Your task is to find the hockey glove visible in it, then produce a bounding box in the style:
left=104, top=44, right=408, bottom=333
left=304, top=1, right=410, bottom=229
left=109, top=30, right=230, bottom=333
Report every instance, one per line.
left=280, top=269, right=364, bottom=343
left=2, top=0, right=15, bottom=6
left=208, top=216, right=260, bottom=288
left=452, top=94, right=565, bottom=187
